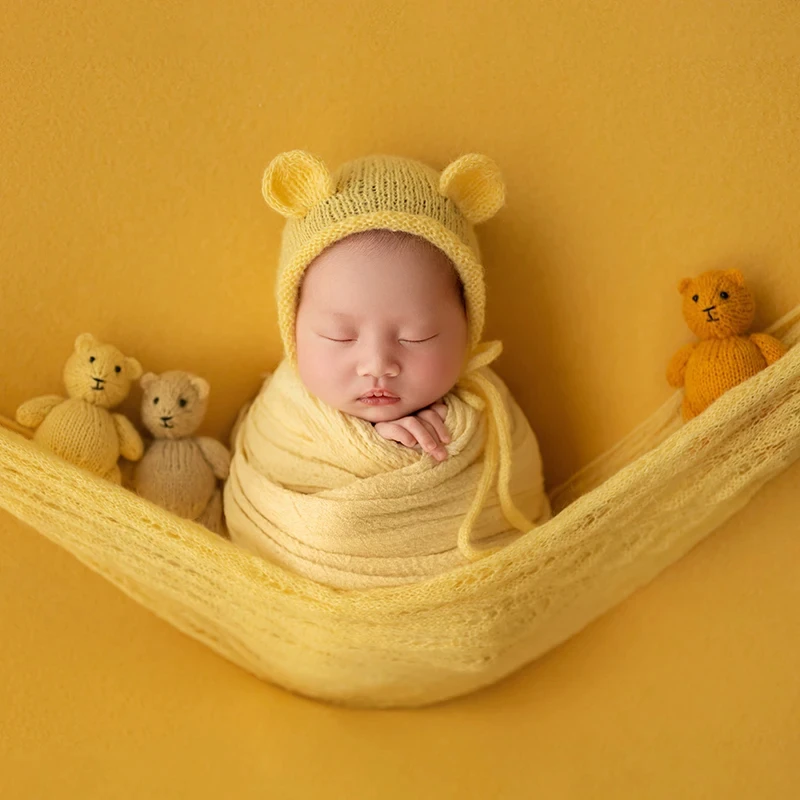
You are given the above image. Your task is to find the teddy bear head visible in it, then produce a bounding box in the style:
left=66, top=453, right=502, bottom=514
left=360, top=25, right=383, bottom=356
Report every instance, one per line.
left=63, top=333, right=142, bottom=408
left=139, top=370, right=210, bottom=440
left=678, top=269, right=755, bottom=340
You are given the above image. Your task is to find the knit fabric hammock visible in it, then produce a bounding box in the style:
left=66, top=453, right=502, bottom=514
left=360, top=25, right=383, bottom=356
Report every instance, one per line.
left=1, top=305, right=799, bottom=709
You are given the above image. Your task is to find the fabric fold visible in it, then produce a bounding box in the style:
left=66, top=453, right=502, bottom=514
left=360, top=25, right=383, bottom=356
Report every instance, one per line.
left=224, top=359, right=550, bottom=589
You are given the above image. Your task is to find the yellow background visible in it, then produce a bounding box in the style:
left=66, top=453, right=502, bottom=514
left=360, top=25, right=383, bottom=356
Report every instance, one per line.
left=2, top=1, right=799, bottom=797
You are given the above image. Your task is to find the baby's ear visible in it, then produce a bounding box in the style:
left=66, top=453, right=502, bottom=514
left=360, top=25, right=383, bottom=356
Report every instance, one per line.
left=678, top=277, right=693, bottom=295
left=140, top=372, right=158, bottom=390
left=262, top=150, right=334, bottom=218
left=74, top=333, right=98, bottom=353
left=439, top=154, right=505, bottom=224
left=190, top=376, right=210, bottom=402
left=724, top=268, right=746, bottom=287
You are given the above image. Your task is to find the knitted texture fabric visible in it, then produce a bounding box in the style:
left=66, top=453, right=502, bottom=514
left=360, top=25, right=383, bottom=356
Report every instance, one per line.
left=15, top=333, right=143, bottom=482
left=223, top=359, right=550, bottom=589
left=133, top=371, right=230, bottom=535
left=667, top=269, right=788, bottom=420
left=1, top=306, right=798, bottom=707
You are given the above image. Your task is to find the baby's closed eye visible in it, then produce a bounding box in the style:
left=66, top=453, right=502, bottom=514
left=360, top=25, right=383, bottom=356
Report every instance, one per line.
left=320, top=335, right=357, bottom=343
left=399, top=334, right=439, bottom=344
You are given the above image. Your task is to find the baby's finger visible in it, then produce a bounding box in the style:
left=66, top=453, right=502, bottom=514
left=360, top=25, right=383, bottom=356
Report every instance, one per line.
left=430, top=401, right=448, bottom=423
left=375, top=422, right=417, bottom=449
left=403, top=417, right=438, bottom=452
left=418, top=407, right=450, bottom=444
left=405, top=417, right=447, bottom=462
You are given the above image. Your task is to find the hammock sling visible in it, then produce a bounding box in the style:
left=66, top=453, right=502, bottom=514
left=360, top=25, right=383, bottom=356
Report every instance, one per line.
left=1, top=305, right=798, bottom=708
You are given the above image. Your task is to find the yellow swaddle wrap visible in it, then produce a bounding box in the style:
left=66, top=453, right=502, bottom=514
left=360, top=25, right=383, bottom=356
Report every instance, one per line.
left=224, top=349, right=550, bottom=589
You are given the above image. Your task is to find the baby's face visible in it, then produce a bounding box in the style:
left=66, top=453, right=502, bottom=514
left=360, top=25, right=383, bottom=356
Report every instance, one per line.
left=295, top=233, right=469, bottom=423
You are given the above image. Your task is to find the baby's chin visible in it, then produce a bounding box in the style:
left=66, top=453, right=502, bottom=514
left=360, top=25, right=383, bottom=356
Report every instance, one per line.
left=344, top=395, right=444, bottom=424
left=347, top=401, right=415, bottom=424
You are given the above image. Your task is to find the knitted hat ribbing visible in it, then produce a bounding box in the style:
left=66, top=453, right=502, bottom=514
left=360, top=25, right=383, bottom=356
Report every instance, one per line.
left=261, top=150, right=505, bottom=363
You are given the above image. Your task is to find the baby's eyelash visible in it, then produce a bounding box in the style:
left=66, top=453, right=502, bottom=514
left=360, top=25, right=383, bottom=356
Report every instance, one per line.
left=319, top=334, right=438, bottom=344
left=400, top=335, right=439, bottom=344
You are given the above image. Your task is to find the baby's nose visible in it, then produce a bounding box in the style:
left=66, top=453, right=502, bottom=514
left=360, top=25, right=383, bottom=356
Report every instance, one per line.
left=358, top=350, right=400, bottom=378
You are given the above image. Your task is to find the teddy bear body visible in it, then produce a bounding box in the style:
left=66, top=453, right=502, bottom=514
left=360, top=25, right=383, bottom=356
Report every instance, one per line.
left=135, top=438, right=217, bottom=520
left=16, top=334, right=144, bottom=481
left=682, top=336, right=767, bottom=417
left=35, top=397, right=124, bottom=479
left=668, top=270, right=787, bottom=421
left=133, top=370, right=229, bottom=535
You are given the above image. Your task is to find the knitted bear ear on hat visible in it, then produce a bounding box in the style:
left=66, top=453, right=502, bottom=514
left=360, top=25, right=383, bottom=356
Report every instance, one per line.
left=262, top=150, right=335, bottom=218
left=439, top=154, right=506, bottom=225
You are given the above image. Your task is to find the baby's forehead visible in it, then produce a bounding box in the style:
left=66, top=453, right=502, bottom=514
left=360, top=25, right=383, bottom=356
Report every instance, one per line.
left=323, top=229, right=450, bottom=265
left=301, top=230, right=461, bottom=295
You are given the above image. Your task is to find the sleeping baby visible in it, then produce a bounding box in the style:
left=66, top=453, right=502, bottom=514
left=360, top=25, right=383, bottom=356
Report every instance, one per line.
left=223, top=150, right=550, bottom=589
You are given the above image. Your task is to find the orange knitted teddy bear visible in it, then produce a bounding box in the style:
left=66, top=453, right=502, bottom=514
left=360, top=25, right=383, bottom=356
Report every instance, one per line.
left=667, top=269, right=787, bottom=421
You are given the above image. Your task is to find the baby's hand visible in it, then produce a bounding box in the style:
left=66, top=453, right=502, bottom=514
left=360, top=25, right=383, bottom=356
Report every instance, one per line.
left=374, top=402, right=451, bottom=462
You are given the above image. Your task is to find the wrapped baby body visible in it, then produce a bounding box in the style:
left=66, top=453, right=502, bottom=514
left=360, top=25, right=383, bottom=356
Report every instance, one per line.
left=223, top=149, right=550, bottom=589
left=224, top=357, right=550, bottom=589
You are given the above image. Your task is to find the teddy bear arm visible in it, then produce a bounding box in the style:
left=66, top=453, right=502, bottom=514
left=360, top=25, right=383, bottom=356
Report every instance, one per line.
left=750, top=333, right=788, bottom=366
left=15, top=394, right=65, bottom=429
left=113, top=413, right=144, bottom=461
left=666, top=343, right=696, bottom=388
left=195, top=436, right=231, bottom=480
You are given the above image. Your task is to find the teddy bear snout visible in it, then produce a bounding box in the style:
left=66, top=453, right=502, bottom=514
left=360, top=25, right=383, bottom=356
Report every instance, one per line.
left=91, top=376, right=106, bottom=390
left=703, top=305, right=719, bottom=321
left=160, top=416, right=174, bottom=428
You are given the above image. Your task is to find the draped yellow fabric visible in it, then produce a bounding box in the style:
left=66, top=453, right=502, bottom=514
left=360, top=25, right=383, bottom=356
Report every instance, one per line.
left=1, top=307, right=797, bottom=708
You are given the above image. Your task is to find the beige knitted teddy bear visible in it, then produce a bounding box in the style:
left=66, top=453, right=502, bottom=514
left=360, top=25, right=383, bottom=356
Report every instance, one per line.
left=133, top=370, right=230, bottom=535
left=16, top=333, right=144, bottom=482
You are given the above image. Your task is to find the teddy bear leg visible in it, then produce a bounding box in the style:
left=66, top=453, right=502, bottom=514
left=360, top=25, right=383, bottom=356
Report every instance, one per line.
left=196, top=488, right=226, bottom=537
left=104, top=463, right=123, bottom=484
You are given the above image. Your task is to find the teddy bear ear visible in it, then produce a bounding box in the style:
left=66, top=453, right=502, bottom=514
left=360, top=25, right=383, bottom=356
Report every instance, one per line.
left=190, top=376, right=210, bottom=402
left=438, top=154, right=505, bottom=225
left=74, top=333, right=98, bottom=353
left=262, top=150, right=334, bottom=218
left=126, top=357, right=143, bottom=381
left=724, top=268, right=746, bottom=287
left=677, top=277, right=693, bottom=295
left=140, top=371, right=157, bottom=390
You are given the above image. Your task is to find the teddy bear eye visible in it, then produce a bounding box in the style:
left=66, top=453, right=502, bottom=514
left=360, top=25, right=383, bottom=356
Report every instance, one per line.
left=89, top=356, right=96, bottom=363
left=692, top=295, right=699, bottom=303
left=114, top=365, right=121, bottom=373
left=179, top=398, right=188, bottom=408
left=720, top=291, right=729, bottom=300
left=153, top=397, right=159, bottom=405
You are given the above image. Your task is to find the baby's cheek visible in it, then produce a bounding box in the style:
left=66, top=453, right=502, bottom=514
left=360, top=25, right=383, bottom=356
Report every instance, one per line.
left=298, top=345, right=343, bottom=401
left=415, top=346, right=463, bottom=395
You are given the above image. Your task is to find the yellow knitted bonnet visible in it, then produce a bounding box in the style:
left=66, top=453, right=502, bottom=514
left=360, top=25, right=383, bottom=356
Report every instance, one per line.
left=261, top=149, right=534, bottom=558
left=262, top=149, right=505, bottom=359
